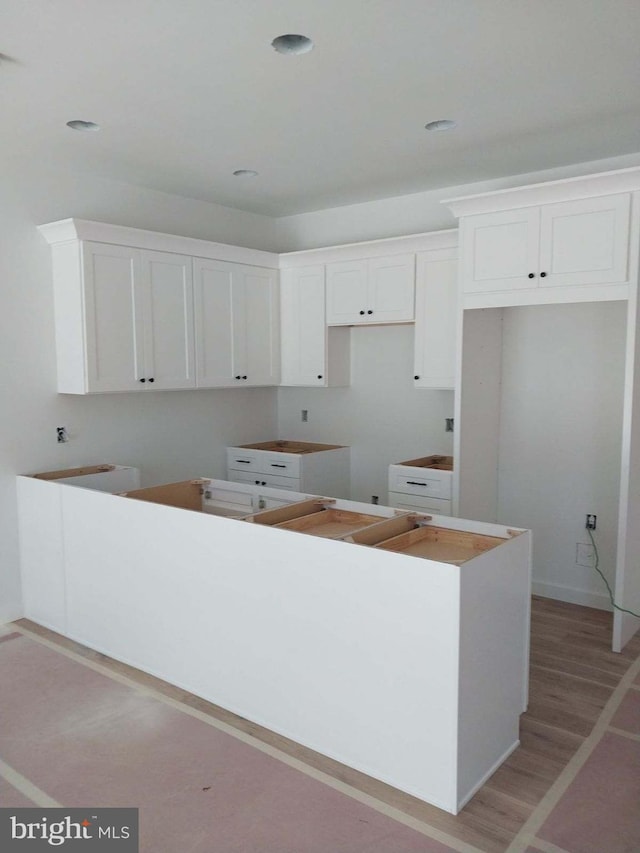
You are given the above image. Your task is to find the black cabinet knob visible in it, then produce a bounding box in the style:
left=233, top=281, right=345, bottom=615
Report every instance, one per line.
left=235, top=375, right=241, bottom=380
left=540, top=271, right=547, bottom=278
left=414, top=375, right=420, bottom=380
left=148, top=377, right=154, bottom=383
left=139, top=377, right=146, bottom=383
left=317, top=375, right=323, bottom=379
left=359, top=310, right=365, bottom=315
left=367, top=309, right=373, bottom=315
left=242, top=375, right=247, bottom=380
left=255, top=480, right=260, bottom=485
left=262, top=481, right=267, bottom=486
left=528, top=272, right=535, bottom=279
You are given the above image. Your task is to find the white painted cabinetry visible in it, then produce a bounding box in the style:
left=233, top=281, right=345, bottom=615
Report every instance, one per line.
left=280, top=265, right=350, bottom=387
left=227, top=441, right=350, bottom=497
left=458, top=192, right=631, bottom=306
left=39, top=219, right=280, bottom=393
left=388, top=456, right=453, bottom=515
left=51, top=240, right=195, bottom=393
left=413, top=248, right=458, bottom=389
left=193, top=258, right=279, bottom=387
left=326, top=253, right=415, bottom=325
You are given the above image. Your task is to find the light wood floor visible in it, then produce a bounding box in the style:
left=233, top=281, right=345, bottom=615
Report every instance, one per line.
left=17, top=597, right=640, bottom=853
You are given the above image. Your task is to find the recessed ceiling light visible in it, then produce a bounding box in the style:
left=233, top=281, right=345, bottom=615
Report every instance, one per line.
left=233, top=169, right=259, bottom=178
left=271, top=34, right=314, bottom=55
left=425, top=119, right=457, bottom=132
left=66, top=120, right=100, bottom=132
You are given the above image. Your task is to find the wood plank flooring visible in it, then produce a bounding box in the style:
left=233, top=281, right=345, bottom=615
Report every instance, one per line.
left=16, top=596, right=640, bottom=853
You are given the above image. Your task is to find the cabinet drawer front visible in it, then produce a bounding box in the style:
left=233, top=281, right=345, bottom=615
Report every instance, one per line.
left=262, top=453, right=301, bottom=478
left=227, top=468, right=301, bottom=491
left=387, top=492, right=452, bottom=516
left=226, top=448, right=260, bottom=473
left=388, top=468, right=452, bottom=499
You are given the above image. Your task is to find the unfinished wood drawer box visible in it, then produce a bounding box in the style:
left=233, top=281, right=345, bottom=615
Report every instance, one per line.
left=246, top=498, right=386, bottom=539
left=387, top=492, right=452, bottom=516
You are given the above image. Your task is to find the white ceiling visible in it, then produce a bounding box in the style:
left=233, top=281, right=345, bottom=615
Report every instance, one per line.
left=4, top=0, right=640, bottom=216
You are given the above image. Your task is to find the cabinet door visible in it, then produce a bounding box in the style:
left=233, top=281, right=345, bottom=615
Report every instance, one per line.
left=140, top=250, right=195, bottom=389
left=193, top=258, right=237, bottom=387
left=461, top=208, right=539, bottom=293
left=241, top=266, right=280, bottom=386
left=280, top=266, right=327, bottom=386
left=539, top=194, right=630, bottom=288
left=82, top=242, right=145, bottom=393
left=413, top=250, right=457, bottom=389
left=367, top=254, right=415, bottom=322
left=326, top=260, right=368, bottom=324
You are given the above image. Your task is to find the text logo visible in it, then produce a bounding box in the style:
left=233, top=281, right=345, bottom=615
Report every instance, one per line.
left=0, top=809, right=138, bottom=851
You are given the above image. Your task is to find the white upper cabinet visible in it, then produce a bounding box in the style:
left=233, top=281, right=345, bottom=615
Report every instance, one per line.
left=326, top=253, right=415, bottom=324
left=193, top=258, right=279, bottom=388
left=456, top=191, right=632, bottom=307
left=280, top=265, right=350, bottom=387
left=54, top=241, right=195, bottom=394
left=413, top=248, right=458, bottom=390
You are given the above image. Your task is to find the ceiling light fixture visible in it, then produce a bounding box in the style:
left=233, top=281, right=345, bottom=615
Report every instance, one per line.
left=66, top=120, right=100, bottom=132
left=233, top=169, right=259, bottom=178
left=271, top=34, right=314, bottom=55
left=425, top=119, right=457, bottom=132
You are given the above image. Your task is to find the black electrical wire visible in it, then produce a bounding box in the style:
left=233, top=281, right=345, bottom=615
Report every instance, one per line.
left=587, top=527, right=640, bottom=619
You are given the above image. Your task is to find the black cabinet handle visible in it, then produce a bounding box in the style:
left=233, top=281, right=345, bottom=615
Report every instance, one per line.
left=271, top=463, right=287, bottom=468
left=262, top=481, right=267, bottom=486
left=414, top=375, right=420, bottom=380
left=139, top=377, right=146, bottom=383
left=236, top=460, right=252, bottom=464
left=359, top=310, right=365, bottom=315
left=540, top=271, right=547, bottom=278
left=242, top=375, right=247, bottom=380
left=528, top=272, right=535, bottom=279
left=317, top=374, right=323, bottom=379
left=367, top=309, right=373, bottom=315
left=148, top=377, right=154, bottom=383
left=406, top=481, right=427, bottom=486
left=235, top=375, right=241, bottom=380
left=255, top=480, right=260, bottom=484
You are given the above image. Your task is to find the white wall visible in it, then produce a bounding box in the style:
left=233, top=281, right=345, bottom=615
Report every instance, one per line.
left=497, top=302, right=626, bottom=608
left=0, top=158, right=280, bottom=623
left=274, top=153, right=640, bottom=251
left=277, top=325, right=454, bottom=503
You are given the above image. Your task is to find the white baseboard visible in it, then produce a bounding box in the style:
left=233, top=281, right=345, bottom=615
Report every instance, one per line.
left=532, top=580, right=611, bottom=611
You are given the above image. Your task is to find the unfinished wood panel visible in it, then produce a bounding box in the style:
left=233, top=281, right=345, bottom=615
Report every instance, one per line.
left=274, top=508, right=383, bottom=539
left=375, top=525, right=506, bottom=565
left=237, top=440, right=346, bottom=454
left=397, top=455, right=454, bottom=471
left=347, top=514, right=430, bottom=546
left=32, top=464, right=116, bottom=480
left=246, top=498, right=332, bottom=526
left=122, top=480, right=204, bottom=512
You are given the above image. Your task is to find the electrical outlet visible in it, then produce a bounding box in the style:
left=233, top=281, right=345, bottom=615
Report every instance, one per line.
left=56, top=426, right=69, bottom=443
left=371, top=495, right=379, bottom=505
left=301, top=409, right=308, bottom=422
left=445, top=418, right=454, bottom=432
left=576, top=543, right=595, bottom=568
left=586, top=514, right=597, bottom=530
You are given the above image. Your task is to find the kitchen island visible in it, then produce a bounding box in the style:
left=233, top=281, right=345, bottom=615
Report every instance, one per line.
left=17, top=472, right=531, bottom=815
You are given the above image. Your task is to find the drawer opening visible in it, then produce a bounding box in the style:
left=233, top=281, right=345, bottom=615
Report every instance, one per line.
left=246, top=498, right=384, bottom=539
left=348, top=514, right=512, bottom=565
left=121, top=479, right=250, bottom=519
left=397, top=455, right=454, bottom=471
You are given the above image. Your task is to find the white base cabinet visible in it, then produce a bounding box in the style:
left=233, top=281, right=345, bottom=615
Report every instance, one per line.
left=17, top=472, right=531, bottom=815
left=227, top=441, right=350, bottom=498
left=388, top=456, right=453, bottom=515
